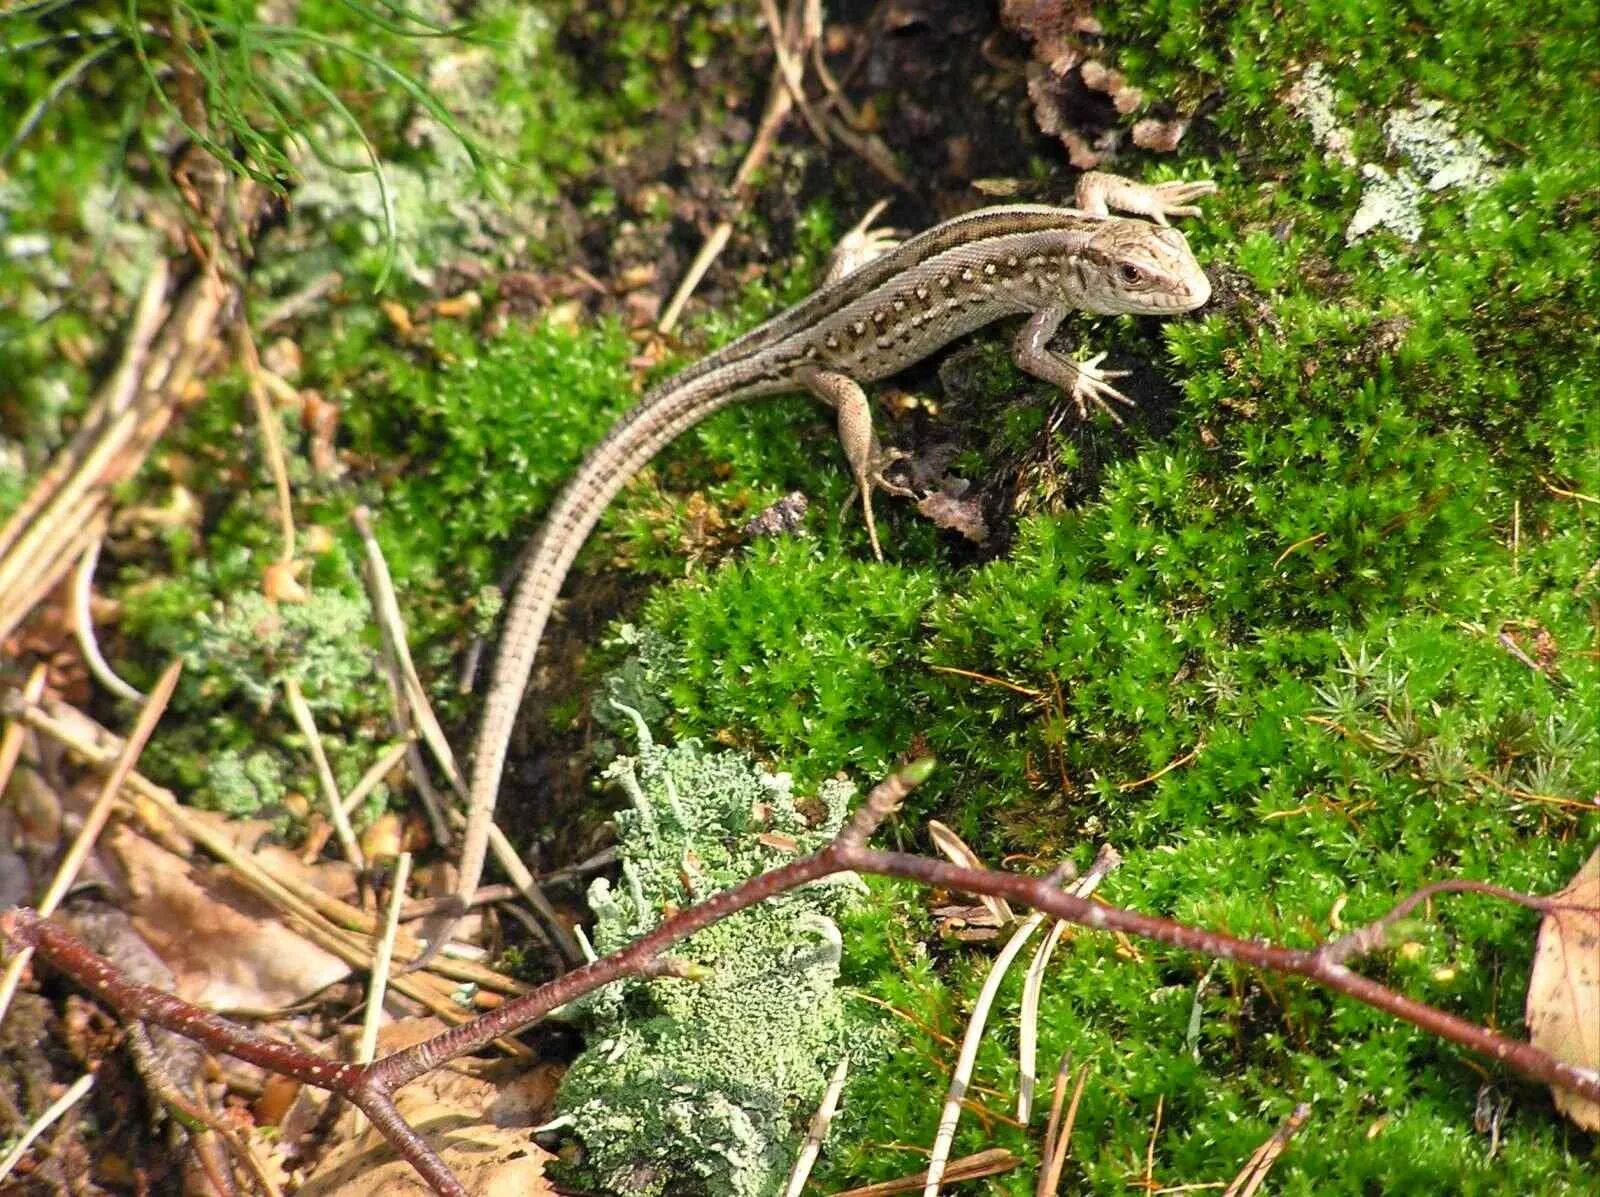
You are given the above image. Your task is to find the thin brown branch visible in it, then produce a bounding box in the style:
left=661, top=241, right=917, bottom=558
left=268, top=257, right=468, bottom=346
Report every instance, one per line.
left=1321, top=879, right=1556, bottom=965
left=5, top=758, right=1597, bottom=1197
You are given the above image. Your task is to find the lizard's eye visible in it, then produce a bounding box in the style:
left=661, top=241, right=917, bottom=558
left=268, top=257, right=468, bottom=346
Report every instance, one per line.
left=1119, top=263, right=1145, bottom=286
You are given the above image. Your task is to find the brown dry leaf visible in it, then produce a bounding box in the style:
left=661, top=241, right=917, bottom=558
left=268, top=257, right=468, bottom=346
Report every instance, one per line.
left=916, top=488, right=989, bottom=545
left=106, top=822, right=351, bottom=1009
left=298, top=1020, right=556, bottom=1197
left=1526, top=846, right=1600, bottom=1130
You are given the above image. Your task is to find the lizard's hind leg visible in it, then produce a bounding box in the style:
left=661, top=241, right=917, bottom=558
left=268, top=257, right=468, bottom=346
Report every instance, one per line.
left=799, top=367, right=913, bottom=562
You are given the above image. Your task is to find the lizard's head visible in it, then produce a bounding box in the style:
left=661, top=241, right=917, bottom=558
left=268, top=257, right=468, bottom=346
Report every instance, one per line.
left=1084, top=221, right=1211, bottom=315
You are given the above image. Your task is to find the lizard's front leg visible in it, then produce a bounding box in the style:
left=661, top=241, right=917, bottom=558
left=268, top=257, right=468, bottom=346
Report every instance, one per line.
left=1013, top=306, right=1134, bottom=422
left=798, top=367, right=912, bottom=562
left=1075, top=171, right=1217, bottom=224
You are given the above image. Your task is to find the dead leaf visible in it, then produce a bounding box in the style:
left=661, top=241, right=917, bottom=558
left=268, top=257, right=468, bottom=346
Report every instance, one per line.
left=298, top=1022, right=556, bottom=1197
left=106, top=822, right=351, bottom=1009
left=916, top=488, right=989, bottom=545
left=1526, top=846, right=1600, bottom=1130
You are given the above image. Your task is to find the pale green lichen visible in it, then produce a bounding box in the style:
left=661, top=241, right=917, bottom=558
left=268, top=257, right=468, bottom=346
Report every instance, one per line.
left=169, top=590, right=375, bottom=714
left=555, top=705, right=875, bottom=1197
left=204, top=748, right=289, bottom=819
left=1290, top=63, right=1498, bottom=244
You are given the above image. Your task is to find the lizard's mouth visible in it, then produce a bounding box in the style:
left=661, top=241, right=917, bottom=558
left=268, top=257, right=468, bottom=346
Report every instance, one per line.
left=1183, top=270, right=1213, bottom=310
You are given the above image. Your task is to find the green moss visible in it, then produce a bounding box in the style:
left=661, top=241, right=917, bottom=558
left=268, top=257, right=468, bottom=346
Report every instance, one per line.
left=585, top=4, right=1599, bottom=1192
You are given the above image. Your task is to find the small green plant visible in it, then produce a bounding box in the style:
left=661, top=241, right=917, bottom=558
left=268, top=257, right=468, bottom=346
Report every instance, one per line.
left=2, top=0, right=483, bottom=284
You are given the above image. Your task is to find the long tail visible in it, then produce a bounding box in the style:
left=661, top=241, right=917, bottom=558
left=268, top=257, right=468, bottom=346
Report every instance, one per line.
left=452, top=367, right=758, bottom=949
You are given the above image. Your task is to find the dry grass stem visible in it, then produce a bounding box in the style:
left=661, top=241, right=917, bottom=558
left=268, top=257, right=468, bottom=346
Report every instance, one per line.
left=0, top=663, right=48, bottom=799
left=282, top=675, right=364, bottom=868
left=928, top=820, right=1014, bottom=926
left=827, top=1149, right=1021, bottom=1196
left=341, top=738, right=414, bottom=818
left=72, top=538, right=145, bottom=703
left=235, top=321, right=297, bottom=563
left=0, top=661, right=180, bottom=1028
left=1, top=692, right=529, bottom=1003
left=1222, top=1102, right=1311, bottom=1197
left=1043, top=1062, right=1094, bottom=1190
left=352, top=507, right=465, bottom=802
left=0, top=1070, right=96, bottom=1184
left=0, top=265, right=224, bottom=642
left=359, top=852, right=413, bottom=1065
left=924, top=891, right=1056, bottom=1194
left=354, top=509, right=576, bottom=962
left=783, top=1056, right=850, bottom=1197
left=1019, top=846, right=1118, bottom=1124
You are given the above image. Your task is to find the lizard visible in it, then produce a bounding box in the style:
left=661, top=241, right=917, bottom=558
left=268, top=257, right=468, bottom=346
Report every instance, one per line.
left=424, top=170, right=1216, bottom=964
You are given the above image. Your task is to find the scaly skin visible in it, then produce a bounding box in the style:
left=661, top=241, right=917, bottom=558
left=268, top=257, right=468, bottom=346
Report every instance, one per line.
left=428, top=172, right=1215, bottom=964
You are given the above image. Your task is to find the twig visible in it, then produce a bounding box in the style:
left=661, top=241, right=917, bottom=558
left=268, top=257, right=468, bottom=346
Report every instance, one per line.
left=282, top=676, right=363, bottom=869
left=0, top=660, right=179, bottom=1029
left=0, top=1070, right=96, bottom=1183
left=6, top=758, right=1599, bottom=1197
left=783, top=1056, right=850, bottom=1197
left=125, top=1021, right=281, bottom=1197
left=1320, top=879, right=1555, bottom=966
left=72, top=537, right=145, bottom=703
left=359, top=853, right=413, bottom=1065
left=1222, top=1102, right=1311, bottom=1197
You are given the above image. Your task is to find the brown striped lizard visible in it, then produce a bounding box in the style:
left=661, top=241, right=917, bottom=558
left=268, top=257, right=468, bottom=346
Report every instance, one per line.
left=425, top=170, right=1216, bottom=964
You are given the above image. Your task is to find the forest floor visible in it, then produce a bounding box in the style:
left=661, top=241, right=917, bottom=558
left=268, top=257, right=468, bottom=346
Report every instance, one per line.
left=1, top=1, right=1596, bottom=1194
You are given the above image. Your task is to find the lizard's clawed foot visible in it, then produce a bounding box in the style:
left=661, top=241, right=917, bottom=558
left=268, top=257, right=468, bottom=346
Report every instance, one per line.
left=1069, top=351, right=1134, bottom=422
left=825, top=199, right=902, bottom=284
left=843, top=448, right=916, bottom=562
left=1075, top=172, right=1218, bottom=225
